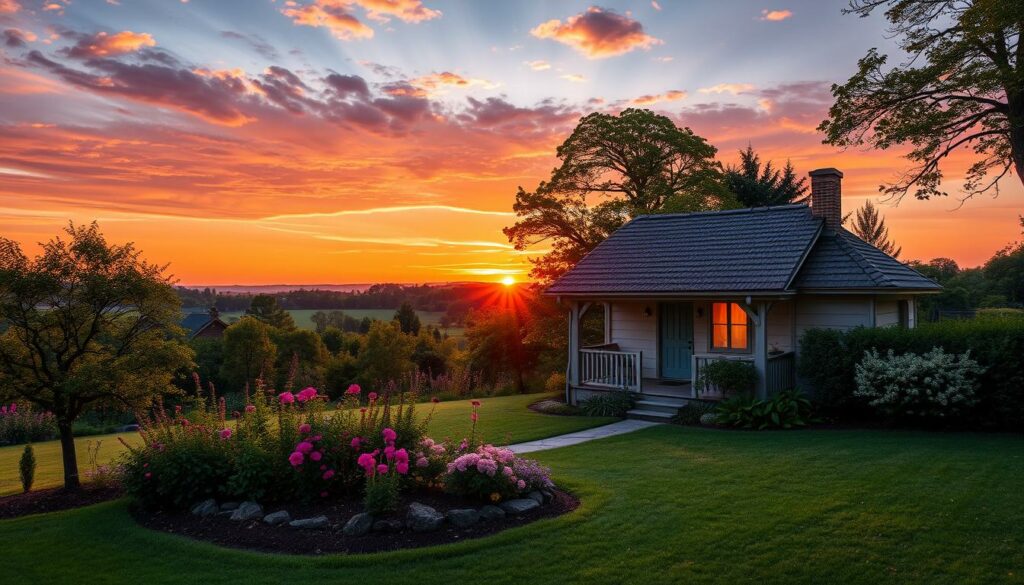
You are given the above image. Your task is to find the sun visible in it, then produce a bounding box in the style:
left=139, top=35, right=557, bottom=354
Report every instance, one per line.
left=501, top=275, right=516, bottom=287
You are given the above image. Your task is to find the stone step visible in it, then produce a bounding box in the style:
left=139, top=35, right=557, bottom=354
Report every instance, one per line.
left=626, top=408, right=676, bottom=423
left=633, top=399, right=684, bottom=415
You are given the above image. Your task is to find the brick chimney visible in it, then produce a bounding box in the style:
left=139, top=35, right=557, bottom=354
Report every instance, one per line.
left=809, top=168, right=843, bottom=230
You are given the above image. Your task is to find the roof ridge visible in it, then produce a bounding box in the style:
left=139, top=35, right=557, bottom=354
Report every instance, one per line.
left=632, top=203, right=809, bottom=220
left=832, top=230, right=890, bottom=286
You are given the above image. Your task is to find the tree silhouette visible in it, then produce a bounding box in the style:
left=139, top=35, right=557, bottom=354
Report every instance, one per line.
left=846, top=200, right=902, bottom=258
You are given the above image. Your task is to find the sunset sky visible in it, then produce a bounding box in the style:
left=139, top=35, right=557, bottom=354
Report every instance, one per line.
left=0, top=0, right=1020, bottom=285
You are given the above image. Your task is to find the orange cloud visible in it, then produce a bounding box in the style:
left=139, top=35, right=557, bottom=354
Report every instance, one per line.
left=281, top=1, right=375, bottom=40
left=356, top=0, right=441, bottom=23
left=698, top=83, right=755, bottom=95
left=561, top=73, right=586, bottom=83
left=531, top=7, right=662, bottom=59
left=408, top=71, right=498, bottom=95
left=525, top=60, right=551, bottom=71
left=64, top=31, right=155, bottom=58
left=760, top=9, right=792, bottom=21
left=0, top=0, right=19, bottom=14
left=631, top=89, right=687, bottom=105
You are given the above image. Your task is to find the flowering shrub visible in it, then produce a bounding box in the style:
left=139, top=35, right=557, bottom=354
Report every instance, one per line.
left=0, top=403, right=57, bottom=446
left=854, top=348, right=984, bottom=422
left=355, top=427, right=411, bottom=514
left=444, top=445, right=553, bottom=502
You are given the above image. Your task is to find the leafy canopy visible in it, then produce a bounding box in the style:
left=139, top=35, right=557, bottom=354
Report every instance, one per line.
left=504, top=108, right=733, bottom=282
left=820, top=0, right=1023, bottom=202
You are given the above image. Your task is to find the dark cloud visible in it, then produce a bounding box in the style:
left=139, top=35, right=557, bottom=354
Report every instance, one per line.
left=531, top=7, right=661, bottom=58
left=459, top=97, right=578, bottom=134
left=324, top=72, right=370, bottom=98
left=3, top=28, right=30, bottom=47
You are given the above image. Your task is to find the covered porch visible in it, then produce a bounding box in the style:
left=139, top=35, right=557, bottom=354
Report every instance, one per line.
left=565, top=297, right=798, bottom=402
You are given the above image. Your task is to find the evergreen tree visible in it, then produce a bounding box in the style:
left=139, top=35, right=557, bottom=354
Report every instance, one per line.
left=847, top=200, right=902, bottom=258
left=725, top=145, right=808, bottom=207
left=393, top=302, right=421, bottom=335
left=245, top=294, right=295, bottom=330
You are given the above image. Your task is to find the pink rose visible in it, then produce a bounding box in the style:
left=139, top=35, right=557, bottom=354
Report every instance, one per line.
left=322, top=469, right=335, bottom=480
left=278, top=392, right=295, bottom=404
left=376, top=464, right=389, bottom=475
left=310, top=451, right=322, bottom=462
left=299, top=423, right=311, bottom=434
left=296, top=441, right=314, bottom=454
left=219, top=428, right=232, bottom=440
left=345, top=384, right=361, bottom=395
left=297, top=387, right=318, bottom=402
left=382, top=427, right=397, bottom=443
left=416, top=457, right=429, bottom=468
left=396, top=462, right=409, bottom=475
left=289, top=451, right=304, bottom=466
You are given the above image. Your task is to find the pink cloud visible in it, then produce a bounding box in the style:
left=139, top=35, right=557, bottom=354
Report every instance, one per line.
left=631, top=89, right=687, bottom=105
left=64, top=31, right=156, bottom=58
left=281, top=1, right=375, bottom=40
left=356, top=0, right=441, bottom=23
left=0, top=0, right=19, bottom=14
left=531, top=6, right=662, bottom=59
left=760, top=9, right=792, bottom=22
left=698, top=83, right=755, bottom=95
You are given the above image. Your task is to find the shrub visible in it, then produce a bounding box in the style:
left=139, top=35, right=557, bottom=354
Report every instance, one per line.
left=444, top=444, right=553, bottom=502
left=799, top=317, right=1024, bottom=429
left=854, top=348, right=983, bottom=422
left=545, top=372, right=567, bottom=394
left=579, top=392, right=634, bottom=417
left=0, top=403, right=57, bottom=446
left=696, top=359, right=758, bottom=396
left=19, top=444, right=35, bottom=493
left=698, top=412, right=717, bottom=426
left=715, top=390, right=815, bottom=430
left=355, top=427, right=411, bottom=514
left=673, top=400, right=718, bottom=425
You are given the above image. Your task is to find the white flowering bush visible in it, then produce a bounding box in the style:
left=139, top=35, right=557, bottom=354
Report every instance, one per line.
left=854, top=348, right=984, bottom=420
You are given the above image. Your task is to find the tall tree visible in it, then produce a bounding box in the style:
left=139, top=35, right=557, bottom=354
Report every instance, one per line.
left=504, top=108, right=733, bottom=283
left=245, top=294, right=295, bottom=330
left=393, top=302, right=421, bottom=335
left=220, top=316, right=277, bottom=392
left=725, top=145, right=808, bottom=207
left=846, top=200, right=903, bottom=257
left=0, top=223, right=193, bottom=489
left=820, top=0, right=1023, bottom=202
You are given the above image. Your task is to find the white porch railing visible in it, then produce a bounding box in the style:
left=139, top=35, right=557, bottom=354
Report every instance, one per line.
left=579, top=348, right=641, bottom=391
left=692, top=352, right=795, bottom=398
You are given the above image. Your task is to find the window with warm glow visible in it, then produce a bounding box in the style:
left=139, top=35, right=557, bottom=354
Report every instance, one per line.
left=711, top=302, right=750, bottom=351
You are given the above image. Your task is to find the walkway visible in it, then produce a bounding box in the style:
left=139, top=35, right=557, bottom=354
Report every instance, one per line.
left=507, top=419, right=660, bottom=454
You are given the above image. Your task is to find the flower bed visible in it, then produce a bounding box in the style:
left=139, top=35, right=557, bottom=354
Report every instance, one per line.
left=120, top=379, right=570, bottom=553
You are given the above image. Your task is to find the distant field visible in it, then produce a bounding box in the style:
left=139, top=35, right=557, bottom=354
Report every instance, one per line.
left=210, top=308, right=457, bottom=333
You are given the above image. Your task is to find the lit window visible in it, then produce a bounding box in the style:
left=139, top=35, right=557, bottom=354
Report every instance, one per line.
left=711, top=302, right=749, bottom=351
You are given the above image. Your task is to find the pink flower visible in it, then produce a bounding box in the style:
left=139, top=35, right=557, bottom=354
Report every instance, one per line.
left=297, top=387, right=318, bottom=402
left=396, top=462, right=409, bottom=475
left=219, top=428, right=232, bottom=440
left=350, top=437, right=362, bottom=450
left=357, top=453, right=376, bottom=476
left=471, top=412, right=478, bottom=422
left=376, top=464, right=389, bottom=475
left=289, top=451, right=304, bottom=467
left=296, top=441, right=314, bottom=454
left=382, top=427, right=397, bottom=443
left=431, top=396, right=439, bottom=404
left=459, top=439, right=468, bottom=452
left=368, top=392, right=378, bottom=402
left=322, top=469, right=335, bottom=480
left=384, top=445, right=396, bottom=461
left=517, top=479, right=526, bottom=490
left=278, top=392, right=295, bottom=404
left=320, top=491, right=328, bottom=498
left=471, top=400, right=481, bottom=407
left=345, top=384, right=361, bottom=395
left=244, top=404, right=256, bottom=413
left=299, top=423, right=311, bottom=434
left=416, top=457, right=429, bottom=468
left=144, top=472, right=152, bottom=479
left=310, top=451, right=322, bottom=462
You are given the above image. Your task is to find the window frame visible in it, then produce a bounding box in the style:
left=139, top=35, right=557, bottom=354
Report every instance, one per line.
left=709, top=302, right=753, bottom=354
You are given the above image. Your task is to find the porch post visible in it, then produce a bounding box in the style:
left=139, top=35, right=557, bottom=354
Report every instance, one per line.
left=567, top=301, right=580, bottom=397
left=753, top=302, right=769, bottom=399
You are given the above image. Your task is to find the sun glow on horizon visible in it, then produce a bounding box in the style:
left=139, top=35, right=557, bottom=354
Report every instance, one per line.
left=501, top=275, right=516, bottom=286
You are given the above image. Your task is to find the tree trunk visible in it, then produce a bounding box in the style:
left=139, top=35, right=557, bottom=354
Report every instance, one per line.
left=58, top=421, right=80, bottom=491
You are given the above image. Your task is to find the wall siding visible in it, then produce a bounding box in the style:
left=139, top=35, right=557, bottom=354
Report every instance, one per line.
left=875, top=299, right=900, bottom=327
left=609, top=302, right=659, bottom=379
left=794, top=296, right=873, bottom=349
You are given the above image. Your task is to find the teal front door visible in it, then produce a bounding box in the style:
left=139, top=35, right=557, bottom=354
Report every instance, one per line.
left=659, top=302, right=693, bottom=380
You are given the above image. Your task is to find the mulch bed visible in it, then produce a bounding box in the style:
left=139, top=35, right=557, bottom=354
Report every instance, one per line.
left=132, top=489, right=578, bottom=555
left=0, top=484, right=123, bottom=520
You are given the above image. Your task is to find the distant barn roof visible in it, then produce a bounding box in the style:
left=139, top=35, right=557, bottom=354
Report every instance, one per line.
left=546, top=204, right=939, bottom=296
left=181, top=313, right=214, bottom=335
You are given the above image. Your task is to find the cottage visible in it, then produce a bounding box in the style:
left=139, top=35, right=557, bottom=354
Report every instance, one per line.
left=181, top=307, right=229, bottom=340
left=547, top=168, right=941, bottom=420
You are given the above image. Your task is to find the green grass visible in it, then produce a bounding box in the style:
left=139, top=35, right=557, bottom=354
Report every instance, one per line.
left=215, top=309, right=455, bottom=333
left=1, top=427, right=1020, bottom=584
left=0, top=394, right=612, bottom=496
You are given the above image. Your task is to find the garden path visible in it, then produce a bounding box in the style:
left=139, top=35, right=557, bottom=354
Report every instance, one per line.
left=506, top=420, right=659, bottom=454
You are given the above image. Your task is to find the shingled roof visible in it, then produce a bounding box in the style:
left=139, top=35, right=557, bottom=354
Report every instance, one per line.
left=546, top=204, right=939, bottom=296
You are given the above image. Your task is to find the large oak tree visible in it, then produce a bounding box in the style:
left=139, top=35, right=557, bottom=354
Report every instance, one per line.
left=504, top=108, right=733, bottom=283
left=820, top=0, right=1023, bottom=202
left=0, top=223, right=193, bottom=489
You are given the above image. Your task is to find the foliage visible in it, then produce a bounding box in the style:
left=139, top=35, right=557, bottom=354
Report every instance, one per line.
left=444, top=444, right=553, bottom=502
left=0, top=222, right=193, bottom=489
left=504, top=108, right=733, bottom=282
left=726, top=145, right=808, bottom=207
left=672, top=400, right=718, bottom=426
left=269, top=328, right=328, bottom=390
left=579, top=392, right=635, bottom=417
left=0, top=403, right=57, bottom=446
left=465, top=307, right=537, bottom=394
left=715, top=390, right=815, bottom=430
left=393, top=302, right=422, bottom=335
left=245, top=294, right=296, bottom=330
left=854, top=348, right=984, bottom=422
left=696, top=359, right=758, bottom=396
left=798, top=317, right=1024, bottom=429
left=83, top=440, right=119, bottom=489
left=820, top=0, right=1024, bottom=201
left=219, top=317, right=277, bottom=392
left=355, top=427, right=411, bottom=514
left=19, top=444, right=35, bottom=493
left=356, top=320, right=415, bottom=388
left=846, top=200, right=901, bottom=257
left=545, top=372, right=567, bottom=394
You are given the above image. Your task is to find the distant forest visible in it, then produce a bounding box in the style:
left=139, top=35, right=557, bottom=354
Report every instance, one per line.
left=176, top=282, right=500, bottom=324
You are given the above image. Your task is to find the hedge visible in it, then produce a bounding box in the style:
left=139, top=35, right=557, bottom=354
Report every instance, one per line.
left=798, top=315, right=1024, bottom=430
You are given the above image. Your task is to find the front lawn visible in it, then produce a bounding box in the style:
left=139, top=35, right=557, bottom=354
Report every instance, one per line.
left=0, top=394, right=612, bottom=496
left=1, top=426, right=1020, bottom=584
